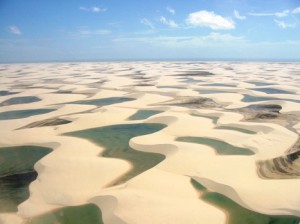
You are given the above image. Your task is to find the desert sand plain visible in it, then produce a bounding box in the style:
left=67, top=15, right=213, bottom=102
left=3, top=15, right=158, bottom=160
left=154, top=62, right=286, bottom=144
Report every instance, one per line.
left=0, top=61, right=300, bottom=224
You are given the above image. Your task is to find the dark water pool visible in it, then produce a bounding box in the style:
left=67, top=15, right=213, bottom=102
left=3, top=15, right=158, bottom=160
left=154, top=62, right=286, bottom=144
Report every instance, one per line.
left=0, top=145, right=52, bottom=212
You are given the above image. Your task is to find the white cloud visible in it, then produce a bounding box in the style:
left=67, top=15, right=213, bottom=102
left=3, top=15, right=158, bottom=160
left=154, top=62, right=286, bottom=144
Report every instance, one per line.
left=292, top=7, right=300, bottom=14
left=92, top=7, right=106, bottom=12
left=166, top=6, right=175, bottom=15
left=274, top=20, right=296, bottom=29
left=160, top=16, right=179, bottom=28
left=9, top=26, right=22, bottom=35
left=234, top=10, right=246, bottom=20
left=140, top=18, right=155, bottom=29
left=79, top=6, right=107, bottom=13
left=249, top=10, right=289, bottom=18
left=186, top=10, right=235, bottom=30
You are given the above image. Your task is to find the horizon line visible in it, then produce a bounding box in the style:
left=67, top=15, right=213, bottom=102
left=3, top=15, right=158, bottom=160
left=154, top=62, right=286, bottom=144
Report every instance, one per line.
left=1, top=58, right=300, bottom=64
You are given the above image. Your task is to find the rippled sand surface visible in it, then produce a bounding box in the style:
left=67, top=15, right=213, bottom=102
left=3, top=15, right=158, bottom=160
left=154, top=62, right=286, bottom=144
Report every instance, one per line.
left=0, top=62, right=300, bottom=224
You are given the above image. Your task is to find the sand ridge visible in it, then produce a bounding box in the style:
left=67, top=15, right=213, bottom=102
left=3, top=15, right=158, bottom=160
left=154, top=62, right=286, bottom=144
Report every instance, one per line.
left=0, top=62, right=300, bottom=223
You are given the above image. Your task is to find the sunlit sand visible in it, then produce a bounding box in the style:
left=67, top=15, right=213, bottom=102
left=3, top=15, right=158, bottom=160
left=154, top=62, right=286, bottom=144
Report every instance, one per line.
left=0, top=62, right=300, bottom=224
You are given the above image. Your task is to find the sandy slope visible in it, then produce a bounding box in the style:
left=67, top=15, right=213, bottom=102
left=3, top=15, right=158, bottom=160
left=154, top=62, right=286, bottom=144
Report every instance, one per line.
left=0, top=62, right=300, bottom=223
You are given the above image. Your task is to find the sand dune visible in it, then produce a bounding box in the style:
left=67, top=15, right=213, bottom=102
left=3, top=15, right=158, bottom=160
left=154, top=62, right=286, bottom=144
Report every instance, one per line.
left=0, top=62, right=300, bottom=223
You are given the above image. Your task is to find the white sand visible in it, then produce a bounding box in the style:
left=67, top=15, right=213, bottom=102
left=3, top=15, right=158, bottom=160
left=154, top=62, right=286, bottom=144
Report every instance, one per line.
left=0, top=62, right=300, bottom=223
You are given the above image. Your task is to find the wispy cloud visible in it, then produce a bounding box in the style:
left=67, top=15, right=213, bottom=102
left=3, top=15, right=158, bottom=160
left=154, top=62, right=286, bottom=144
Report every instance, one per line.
left=204, top=32, right=244, bottom=42
left=292, top=7, right=300, bottom=14
left=275, top=10, right=289, bottom=17
left=140, top=18, right=155, bottom=29
left=9, top=25, right=22, bottom=35
left=166, top=6, right=175, bottom=15
left=234, top=10, right=246, bottom=20
left=186, top=10, right=235, bottom=30
left=274, top=20, right=296, bottom=29
left=79, top=6, right=107, bottom=13
left=249, top=10, right=289, bottom=18
left=113, top=32, right=245, bottom=47
left=70, top=28, right=111, bottom=38
left=160, top=16, right=179, bottom=28
left=78, top=29, right=111, bottom=36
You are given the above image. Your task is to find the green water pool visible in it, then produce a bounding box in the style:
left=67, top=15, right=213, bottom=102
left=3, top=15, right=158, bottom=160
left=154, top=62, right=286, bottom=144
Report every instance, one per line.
left=242, top=94, right=300, bottom=104
left=0, top=96, right=41, bottom=106
left=215, top=126, right=256, bottom=134
left=191, top=179, right=300, bottom=224
left=27, top=203, right=103, bottom=224
left=176, top=137, right=254, bottom=155
left=65, top=123, right=166, bottom=185
left=251, top=88, right=294, bottom=95
left=0, top=109, right=55, bottom=120
left=127, top=110, right=162, bottom=120
left=0, top=145, right=52, bottom=212
left=69, top=97, right=135, bottom=106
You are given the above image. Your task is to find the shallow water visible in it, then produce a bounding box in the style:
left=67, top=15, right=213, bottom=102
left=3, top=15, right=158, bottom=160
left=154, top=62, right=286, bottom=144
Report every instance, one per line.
left=178, top=77, right=198, bottom=83
left=127, top=110, right=162, bottom=120
left=0, top=109, right=55, bottom=120
left=251, top=88, right=294, bottom=94
left=191, top=179, right=300, bottom=224
left=70, top=97, right=135, bottom=106
left=27, top=203, right=103, bottom=224
left=203, top=83, right=236, bottom=87
left=215, top=126, right=256, bottom=135
left=198, top=89, right=227, bottom=94
left=243, top=94, right=300, bottom=104
left=0, top=145, right=52, bottom=212
left=65, top=123, right=166, bottom=185
left=247, top=81, right=274, bottom=86
left=0, top=91, right=18, bottom=96
left=176, top=137, right=254, bottom=155
left=157, top=85, right=186, bottom=89
left=242, top=95, right=276, bottom=103
left=0, top=96, right=41, bottom=106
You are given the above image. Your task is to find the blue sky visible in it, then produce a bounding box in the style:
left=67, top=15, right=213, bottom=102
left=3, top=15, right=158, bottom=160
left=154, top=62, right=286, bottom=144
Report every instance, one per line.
left=0, top=0, right=300, bottom=62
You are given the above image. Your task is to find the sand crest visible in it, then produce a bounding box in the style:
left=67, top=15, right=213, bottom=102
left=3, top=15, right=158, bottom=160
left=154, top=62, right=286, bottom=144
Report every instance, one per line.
left=0, top=62, right=300, bottom=223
